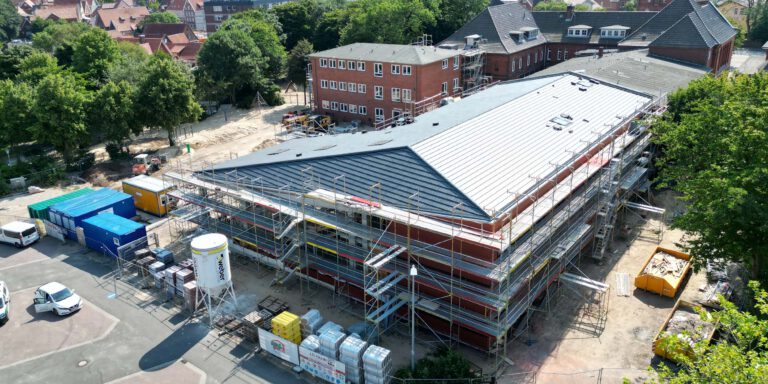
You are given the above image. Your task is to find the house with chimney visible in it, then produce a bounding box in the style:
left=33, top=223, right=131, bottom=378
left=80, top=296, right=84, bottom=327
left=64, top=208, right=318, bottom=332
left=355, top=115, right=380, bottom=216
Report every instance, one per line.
left=117, top=23, right=202, bottom=65
left=165, top=0, right=205, bottom=31
left=93, top=6, right=150, bottom=37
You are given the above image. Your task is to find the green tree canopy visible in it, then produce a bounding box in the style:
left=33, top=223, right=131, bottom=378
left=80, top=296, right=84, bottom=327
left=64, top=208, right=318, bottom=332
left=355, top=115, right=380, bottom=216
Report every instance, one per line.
left=0, top=79, right=34, bottom=148
left=108, top=41, right=152, bottom=87
left=135, top=55, right=201, bottom=146
left=89, top=81, right=140, bottom=145
left=650, top=282, right=768, bottom=383
left=312, top=8, right=349, bottom=51
left=653, top=72, right=768, bottom=281
left=429, top=0, right=489, bottom=42
left=534, top=0, right=590, bottom=10
left=138, top=11, right=181, bottom=29
left=271, top=0, right=320, bottom=50
left=0, top=0, right=20, bottom=42
left=0, top=44, right=35, bottom=80
left=72, top=28, right=121, bottom=86
left=340, top=0, right=439, bottom=45
left=16, top=51, right=59, bottom=85
left=32, top=21, right=91, bottom=67
left=395, top=347, right=475, bottom=381
left=227, top=11, right=287, bottom=79
left=287, top=39, right=313, bottom=87
left=31, top=72, right=91, bottom=162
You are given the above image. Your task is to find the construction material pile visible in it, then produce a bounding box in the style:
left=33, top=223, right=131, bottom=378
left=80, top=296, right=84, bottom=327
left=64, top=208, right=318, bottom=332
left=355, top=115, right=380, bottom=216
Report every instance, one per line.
left=663, top=307, right=715, bottom=347
left=363, top=345, right=393, bottom=384
left=340, top=336, right=368, bottom=384
left=300, top=334, right=321, bottom=352
left=301, top=309, right=324, bottom=338
left=319, top=329, right=346, bottom=359
left=644, top=251, right=688, bottom=278
left=272, top=311, right=301, bottom=344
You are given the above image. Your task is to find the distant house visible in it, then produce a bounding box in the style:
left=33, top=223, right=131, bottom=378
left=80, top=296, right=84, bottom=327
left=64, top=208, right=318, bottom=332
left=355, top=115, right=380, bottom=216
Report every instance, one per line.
left=93, top=6, right=150, bottom=37
left=165, top=0, right=205, bottom=31
left=31, top=0, right=92, bottom=22
left=142, top=23, right=197, bottom=41
left=717, top=0, right=748, bottom=29
left=117, top=23, right=202, bottom=65
left=203, top=0, right=291, bottom=32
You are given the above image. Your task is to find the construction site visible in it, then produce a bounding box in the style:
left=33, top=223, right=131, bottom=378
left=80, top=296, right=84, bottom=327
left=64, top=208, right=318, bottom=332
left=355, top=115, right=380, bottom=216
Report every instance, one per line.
left=154, top=72, right=670, bottom=374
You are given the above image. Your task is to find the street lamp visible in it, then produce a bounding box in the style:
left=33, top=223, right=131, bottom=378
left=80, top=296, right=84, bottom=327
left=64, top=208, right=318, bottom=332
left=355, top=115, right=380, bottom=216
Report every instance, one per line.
left=410, top=264, right=418, bottom=370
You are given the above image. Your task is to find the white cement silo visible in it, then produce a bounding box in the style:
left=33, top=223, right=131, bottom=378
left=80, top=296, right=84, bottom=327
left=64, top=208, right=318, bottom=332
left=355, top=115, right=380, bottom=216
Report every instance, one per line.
left=190, top=233, right=237, bottom=325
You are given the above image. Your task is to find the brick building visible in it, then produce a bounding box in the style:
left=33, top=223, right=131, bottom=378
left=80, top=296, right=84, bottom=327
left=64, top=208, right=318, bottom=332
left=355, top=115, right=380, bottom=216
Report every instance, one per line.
left=308, top=43, right=463, bottom=125
left=203, top=0, right=290, bottom=32
left=441, top=0, right=735, bottom=78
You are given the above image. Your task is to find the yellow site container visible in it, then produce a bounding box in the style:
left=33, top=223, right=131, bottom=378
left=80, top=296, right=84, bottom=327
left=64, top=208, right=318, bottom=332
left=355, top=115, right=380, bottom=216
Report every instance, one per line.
left=653, top=300, right=716, bottom=362
left=122, top=175, right=175, bottom=216
left=635, top=246, right=692, bottom=298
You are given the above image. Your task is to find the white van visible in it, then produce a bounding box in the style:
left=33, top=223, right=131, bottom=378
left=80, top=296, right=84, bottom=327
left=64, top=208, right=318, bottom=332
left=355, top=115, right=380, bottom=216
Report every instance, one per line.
left=0, top=221, right=40, bottom=248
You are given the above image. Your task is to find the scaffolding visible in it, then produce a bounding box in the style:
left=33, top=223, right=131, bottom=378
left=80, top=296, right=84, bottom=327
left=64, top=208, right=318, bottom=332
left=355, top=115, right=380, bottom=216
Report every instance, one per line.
left=161, top=95, right=661, bottom=376
left=461, top=49, right=489, bottom=95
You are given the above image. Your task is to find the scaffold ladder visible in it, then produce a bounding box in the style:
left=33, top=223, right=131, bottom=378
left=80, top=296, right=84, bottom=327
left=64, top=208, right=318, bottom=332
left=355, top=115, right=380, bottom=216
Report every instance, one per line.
left=593, top=157, right=622, bottom=261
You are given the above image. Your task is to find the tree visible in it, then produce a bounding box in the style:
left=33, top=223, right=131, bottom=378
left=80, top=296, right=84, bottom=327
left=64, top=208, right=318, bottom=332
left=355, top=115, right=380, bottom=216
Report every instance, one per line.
left=31, top=72, right=91, bottom=162
left=0, top=0, right=21, bottom=42
left=197, top=26, right=266, bottom=104
left=138, top=11, right=181, bottom=29
left=533, top=0, right=568, bottom=10
left=312, top=8, right=350, bottom=51
left=650, top=282, right=768, bottom=383
left=339, top=0, right=439, bottom=45
left=72, top=28, right=121, bottom=86
left=108, top=41, right=151, bottom=87
left=727, top=16, right=746, bottom=48
left=89, top=81, right=140, bottom=145
left=228, top=10, right=287, bottom=79
left=623, top=0, right=637, bottom=10
left=653, top=73, right=768, bottom=281
left=394, top=347, right=476, bottom=382
left=287, top=39, right=313, bottom=88
left=272, top=0, right=320, bottom=50
left=0, top=44, right=35, bottom=80
left=16, top=51, right=59, bottom=85
left=32, top=21, right=91, bottom=67
left=135, top=55, right=201, bottom=146
left=0, top=80, right=34, bottom=149
left=429, top=0, right=489, bottom=42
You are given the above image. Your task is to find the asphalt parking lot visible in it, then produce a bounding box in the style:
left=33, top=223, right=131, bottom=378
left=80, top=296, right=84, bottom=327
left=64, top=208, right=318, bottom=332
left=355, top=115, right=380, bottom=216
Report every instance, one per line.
left=0, top=238, right=309, bottom=384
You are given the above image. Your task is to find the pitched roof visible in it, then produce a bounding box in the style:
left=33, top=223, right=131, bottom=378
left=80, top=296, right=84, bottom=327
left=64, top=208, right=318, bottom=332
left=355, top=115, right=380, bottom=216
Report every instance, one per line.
left=95, top=6, right=149, bottom=34
left=165, top=0, right=186, bottom=11
left=207, top=74, right=652, bottom=221
left=621, top=0, right=735, bottom=47
left=141, top=23, right=190, bottom=38
left=440, top=3, right=546, bottom=54
left=34, top=4, right=81, bottom=21
left=532, top=11, right=654, bottom=44
left=309, top=43, right=462, bottom=65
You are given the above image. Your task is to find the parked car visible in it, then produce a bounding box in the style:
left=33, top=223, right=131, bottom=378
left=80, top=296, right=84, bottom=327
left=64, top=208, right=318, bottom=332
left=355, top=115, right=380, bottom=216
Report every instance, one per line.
left=0, top=281, right=9, bottom=324
left=33, top=282, right=83, bottom=316
left=0, top=221, right=40, bottom=248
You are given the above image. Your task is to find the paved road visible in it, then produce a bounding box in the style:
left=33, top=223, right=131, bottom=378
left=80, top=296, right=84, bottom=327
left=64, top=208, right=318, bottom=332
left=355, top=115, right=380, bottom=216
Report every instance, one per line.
left=0, top=239, right=310, bottom=384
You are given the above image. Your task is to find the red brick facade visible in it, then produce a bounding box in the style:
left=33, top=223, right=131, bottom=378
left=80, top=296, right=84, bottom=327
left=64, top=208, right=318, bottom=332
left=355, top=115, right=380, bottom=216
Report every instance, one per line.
left=309, top=54, right=463, bottom=124
left=486, top=46, right=548, bottom=80
left=649, top=38, right=735, bottom=72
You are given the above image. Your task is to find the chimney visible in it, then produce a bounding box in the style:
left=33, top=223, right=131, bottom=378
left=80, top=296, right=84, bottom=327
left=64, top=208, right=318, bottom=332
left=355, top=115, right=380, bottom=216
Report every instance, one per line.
left=598, top=46, right=604, bottom=58
left=139, top=34, right=145, bottom=43
left=566, top=5, right=574, bottom=21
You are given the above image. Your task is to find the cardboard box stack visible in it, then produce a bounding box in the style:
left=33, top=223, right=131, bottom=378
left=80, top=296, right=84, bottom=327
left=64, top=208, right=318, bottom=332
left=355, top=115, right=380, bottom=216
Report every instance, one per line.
left=175, top=269, right=194, bottom=296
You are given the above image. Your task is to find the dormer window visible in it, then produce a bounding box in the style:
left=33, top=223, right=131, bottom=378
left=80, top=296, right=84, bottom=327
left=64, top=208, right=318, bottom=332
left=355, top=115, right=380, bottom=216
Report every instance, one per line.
left=509, top=30, right=524, bottom=43
left=521, top=27, right=539, bottom=40
left=567, top=25, right=592, bottom=37
left=600, top=25, right=630, bottom=38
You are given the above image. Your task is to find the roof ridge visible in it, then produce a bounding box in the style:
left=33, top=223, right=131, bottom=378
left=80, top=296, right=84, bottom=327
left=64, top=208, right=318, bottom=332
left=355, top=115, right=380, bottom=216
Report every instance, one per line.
left=652, top=14, right=712, bottom=47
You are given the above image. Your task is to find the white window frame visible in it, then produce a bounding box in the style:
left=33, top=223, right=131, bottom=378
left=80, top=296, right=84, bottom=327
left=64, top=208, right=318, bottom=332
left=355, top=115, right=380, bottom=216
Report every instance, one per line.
left=359, top=105, right=367, bottom=115
left=340, top=103, right=348, bottom=112
left=374, top=85, right=383, bottom=100
left=527, top=54, right=531, bottom=67
left=392, top=109, right=402, bottom=118
left=212, top=5, right=222, bottom=12
left=348, top=61, right=356, bottom=71
left=518, top=58, right=522, bottom=70
left=331, top=101, right=338, bottom=111
left=320, top=79, right=328, bottom=89
left=557, top=49, right=561, bottom=61
left=391, top=64, right=400, bottom=75
left=402, top=88, right=412, bottom=102
left=402, top=65, right=412, bottom=75
left=442, top=59, right=448, bottom=69
left=358, top=62, right=365, bottom=71
left=373, top=63, right=383, bottom=77
left=349, top=104, right=357, bottom=114
left=321, top=100, right=329, bottom=109
left=564, top=50, right=568, bottom=60
left=391, top=87, right=400, bottom=101
left=374, top=107, right=384, bottom=122
left=349, top=83, right=356, bottom=93
left=320, top=58, right=328, bottom=68
left=453, top=77, right=459, bottom=91
left=547, top=49, right=551, bottom=61
left=338, top=60, right=345, bottom=70
left=329, top=59, right=336, bottom=68
left=339, top=82, right=346, bottom=91
left=329, top=80, right=337, bottom=90
left=358, top=84, right=366, bottom=94
left=453, top=56, right=459, bottom=69
left=441, top=82, right=447, bottom=95
left=511, top=57, right=515, bottom=73
left=534, top=52, right=538, bottom=64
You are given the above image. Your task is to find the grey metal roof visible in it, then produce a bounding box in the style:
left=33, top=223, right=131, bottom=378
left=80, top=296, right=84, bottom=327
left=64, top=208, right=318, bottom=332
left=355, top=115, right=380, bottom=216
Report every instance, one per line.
left=532, top=11, right=655, bottom=44
left=532, top=49, right=709, bottom=97
left=439, top=3, right=546, bottom=54
left=308, top=43, right=462, bottom=65
left=621, top=0, right=735, bottom=48
left=207, top=74, right=651, bottom=222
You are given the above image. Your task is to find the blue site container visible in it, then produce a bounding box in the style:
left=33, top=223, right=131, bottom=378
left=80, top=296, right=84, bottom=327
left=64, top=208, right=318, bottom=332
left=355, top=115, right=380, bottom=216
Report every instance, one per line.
left=81, top=213, right=146, bottom=258
left=49, top=188, right=137, bottom=240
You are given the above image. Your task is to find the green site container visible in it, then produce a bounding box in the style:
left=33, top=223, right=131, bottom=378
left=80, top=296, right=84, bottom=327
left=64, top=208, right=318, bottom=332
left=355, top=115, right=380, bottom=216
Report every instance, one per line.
left=27, top=188, right=93, bottom=221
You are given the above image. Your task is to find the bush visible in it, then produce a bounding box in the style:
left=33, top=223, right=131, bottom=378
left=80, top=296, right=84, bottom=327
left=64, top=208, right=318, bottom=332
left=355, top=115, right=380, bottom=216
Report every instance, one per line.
left=105, top=143, right=130, bottom=161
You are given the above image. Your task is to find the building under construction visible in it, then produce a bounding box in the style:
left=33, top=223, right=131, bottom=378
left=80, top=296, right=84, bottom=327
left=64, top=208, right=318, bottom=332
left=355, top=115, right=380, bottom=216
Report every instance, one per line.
left=165, top=73, right=661, bottom=365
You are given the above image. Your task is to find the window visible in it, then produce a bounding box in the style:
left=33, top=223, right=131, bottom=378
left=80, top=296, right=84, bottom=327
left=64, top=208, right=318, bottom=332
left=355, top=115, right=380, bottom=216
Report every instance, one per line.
left=212, top=5, right=222, bottom=11
left=374, top=86, right=383, bottom=100
left=358, top=84, right=366, bottom=93
left=350, top=105, right=357, bottom=114
left=391, top=88, right=400, bottom=101
left=348, top=61, right=356, bottom=71
left=374, top=63, right=383, bottom=77
left=402, top=89, right=411, bottom=102
left=329, top=59, right=336, bottom=68
left=547, top=49, right=551, bottom=61
left=567, top=28, right=590, bottom=37
left=349, top=83, right=356, bottom=92
left=600, top=29, right=627, bottom=38
left=339, top=82, right=346, bottom=91
left=331, top=101, right=338, bottom=110
left=359, top=105, right=367, bottom=115
left=442, top=59, right=448, bottom=69
left=214, top=15, right=224, bottom=21
left=391, top=64, right=400, bottom=75
left=511, top=57, right=515, bottom=73
left=392, top=109, right=401, bottom=118
left=374, top=108, right=384, bottom=122
left=534, top=52, right=538, bottom=64
left=358, top=61, right=365, bottom=71
left=563, top=50, right=568, bottom=60
left=402, top=65, right=412, bottom=75
left=320, top=58, right=328, bottom=68
left=322, top=100, right=329, bottom=109
left=338, top=60, right=345, bottom=69
left=340, top=103, right=348, bottom=112
left=453, top=78, right=459, bottom=90
left=540, top=49, right=544, bottom=61
left=320, top=80, right=328, bottom=89
left=557, top=49, right=561, bottom=61
left=441, top=82, right=448, bottom=95
left=518, top=58, right=522, bottom=70
left=330, top=80, right=337, bottom=90
left=527, top=54, right=531, bottom=67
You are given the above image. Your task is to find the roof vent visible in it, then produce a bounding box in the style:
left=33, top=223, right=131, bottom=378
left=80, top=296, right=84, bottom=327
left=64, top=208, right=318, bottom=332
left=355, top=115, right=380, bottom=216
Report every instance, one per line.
left=432, top=122, right=439, bottom=126
left=641, top=33, right=647, bottom=40
left=369, top=139, right=393, bottom=146
left=295, top=153, right=302, bottom=157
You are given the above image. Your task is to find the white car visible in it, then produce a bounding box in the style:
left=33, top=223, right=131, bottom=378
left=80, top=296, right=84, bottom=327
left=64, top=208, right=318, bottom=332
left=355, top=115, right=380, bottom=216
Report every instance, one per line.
left=0, top=281, right=9, bottom=324
left=0, top=221, right=39, bottom=248
left=33, top=282, right=83, bottom=316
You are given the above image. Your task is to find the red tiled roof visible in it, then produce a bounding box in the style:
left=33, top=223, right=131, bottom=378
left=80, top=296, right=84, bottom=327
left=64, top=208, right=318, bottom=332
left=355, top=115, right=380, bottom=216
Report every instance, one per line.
left=95, top=6, right=149, bottom=33
left=142, top=23, right=190, bottom=38
left=34, top=4, right=80, bottom=21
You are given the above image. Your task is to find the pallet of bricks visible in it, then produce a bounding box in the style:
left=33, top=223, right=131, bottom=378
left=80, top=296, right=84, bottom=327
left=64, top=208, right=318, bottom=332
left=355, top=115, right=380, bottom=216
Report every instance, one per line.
left=241, top=310, right=272, bottom=343
left=271, top=311, right=301, bottom=344
left=258, top=295, right=289, bottom=316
